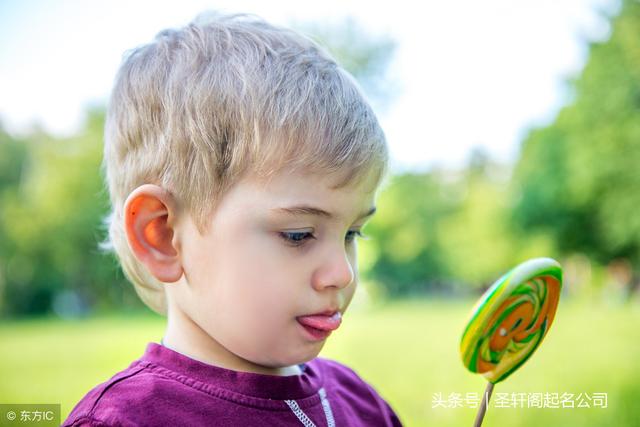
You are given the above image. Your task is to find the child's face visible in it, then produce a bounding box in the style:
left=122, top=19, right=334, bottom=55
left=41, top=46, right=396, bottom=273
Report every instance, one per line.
left=165, top=167, right=379, bottom=374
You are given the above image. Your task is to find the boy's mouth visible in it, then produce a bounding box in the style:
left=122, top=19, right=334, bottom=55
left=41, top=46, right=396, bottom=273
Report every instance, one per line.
left=296, top=311, right=342, bottom=341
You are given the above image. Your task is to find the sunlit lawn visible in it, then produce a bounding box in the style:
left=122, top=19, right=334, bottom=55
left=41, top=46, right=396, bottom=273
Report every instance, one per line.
left=1, top=298, right=638, bottom=426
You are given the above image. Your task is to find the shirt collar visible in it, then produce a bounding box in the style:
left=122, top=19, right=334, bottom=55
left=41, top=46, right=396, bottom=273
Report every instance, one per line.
left=139, top=342, right=324, bottom=400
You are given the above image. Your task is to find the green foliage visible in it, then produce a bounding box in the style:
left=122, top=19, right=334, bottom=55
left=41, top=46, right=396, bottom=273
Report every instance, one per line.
left=361, top=171, right=456, bottom=295
left=0, top=127, right=29, bottom=313
left=0, top=110, right=141, bottom=317
left=436, top=160, right=517, bottom=287
left=513, top=0, right=640, bottom=269
left=0, top=126, right=27, bottom=190
left=361, top=151, right=559, bottom=296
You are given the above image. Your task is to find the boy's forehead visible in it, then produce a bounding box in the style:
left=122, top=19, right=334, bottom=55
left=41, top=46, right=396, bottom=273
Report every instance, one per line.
left=249, top=165, right=379, bottom=194
left=237, top=167, right=379, bottom=219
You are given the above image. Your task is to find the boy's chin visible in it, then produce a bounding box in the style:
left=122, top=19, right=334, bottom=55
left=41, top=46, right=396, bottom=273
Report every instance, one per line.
left=256, top=348, right=322, bottom=371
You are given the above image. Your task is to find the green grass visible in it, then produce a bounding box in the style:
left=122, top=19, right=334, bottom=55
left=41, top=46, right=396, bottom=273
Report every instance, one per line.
left=1, top=299, right=639, bottom=426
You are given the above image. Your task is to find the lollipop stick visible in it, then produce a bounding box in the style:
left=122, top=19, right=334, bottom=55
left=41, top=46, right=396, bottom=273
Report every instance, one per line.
left=473, top=382, right=494, bottom=427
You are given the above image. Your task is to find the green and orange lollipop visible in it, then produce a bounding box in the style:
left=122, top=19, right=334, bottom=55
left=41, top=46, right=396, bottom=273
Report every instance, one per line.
left=460, top=258, right=563, bottom=426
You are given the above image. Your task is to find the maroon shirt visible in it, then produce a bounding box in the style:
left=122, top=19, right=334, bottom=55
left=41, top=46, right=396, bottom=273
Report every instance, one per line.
left=63, top=342, right=402, bottom=426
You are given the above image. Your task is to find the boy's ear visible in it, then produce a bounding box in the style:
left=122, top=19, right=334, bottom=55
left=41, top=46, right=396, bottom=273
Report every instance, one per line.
left=123, top=184, right=183, bottom=283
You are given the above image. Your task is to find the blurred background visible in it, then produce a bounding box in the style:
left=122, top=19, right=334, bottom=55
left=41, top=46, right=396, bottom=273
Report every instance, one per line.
left=1, top=0, right=639, bottom=426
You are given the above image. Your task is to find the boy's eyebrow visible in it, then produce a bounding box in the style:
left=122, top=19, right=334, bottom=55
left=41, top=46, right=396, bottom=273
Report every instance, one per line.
left=271, top=205, right=377, bottom=220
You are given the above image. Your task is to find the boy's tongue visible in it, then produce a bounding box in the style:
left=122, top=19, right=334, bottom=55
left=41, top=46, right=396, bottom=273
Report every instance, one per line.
left=297, top=312, right=342, bottom=331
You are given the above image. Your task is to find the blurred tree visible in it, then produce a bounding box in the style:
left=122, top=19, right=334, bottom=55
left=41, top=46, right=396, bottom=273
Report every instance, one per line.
left=437, top=152, right=518, bottom=289
left=0, top=110, right=136, bottom=317
left=362, top=150, right=558, bottom=297
left=512, top=0, right=640, bottom=296
left=360, top=171, right=456, bottom=296
left=0, top=124, right=28, bottom=191
left=0, top=125, right=29, bottom=314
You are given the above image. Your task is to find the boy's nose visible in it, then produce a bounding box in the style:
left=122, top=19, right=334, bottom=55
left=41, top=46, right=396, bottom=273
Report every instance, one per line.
left=311, top=249, right=355, bottom=291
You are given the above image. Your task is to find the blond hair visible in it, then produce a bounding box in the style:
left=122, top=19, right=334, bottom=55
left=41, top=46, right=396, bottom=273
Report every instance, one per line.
left=102, top=12, right=389, bottom=315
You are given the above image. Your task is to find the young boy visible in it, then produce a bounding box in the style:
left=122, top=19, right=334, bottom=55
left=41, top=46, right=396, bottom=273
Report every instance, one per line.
left=64, top=12, right=401, bottom=427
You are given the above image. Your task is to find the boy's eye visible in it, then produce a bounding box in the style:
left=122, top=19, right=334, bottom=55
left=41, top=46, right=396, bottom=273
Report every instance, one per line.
left=279, top=230, right=368, bottom=247
left=280, top=231, right=315, bottom=245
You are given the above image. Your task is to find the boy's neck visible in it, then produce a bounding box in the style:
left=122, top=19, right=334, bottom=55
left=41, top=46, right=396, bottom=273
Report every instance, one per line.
left=162, top=307, right=303, bottom=377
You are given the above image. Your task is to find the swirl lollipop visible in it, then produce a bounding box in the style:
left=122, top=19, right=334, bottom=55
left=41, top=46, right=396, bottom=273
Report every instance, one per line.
left=460, top=258, right=562, bottom=426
